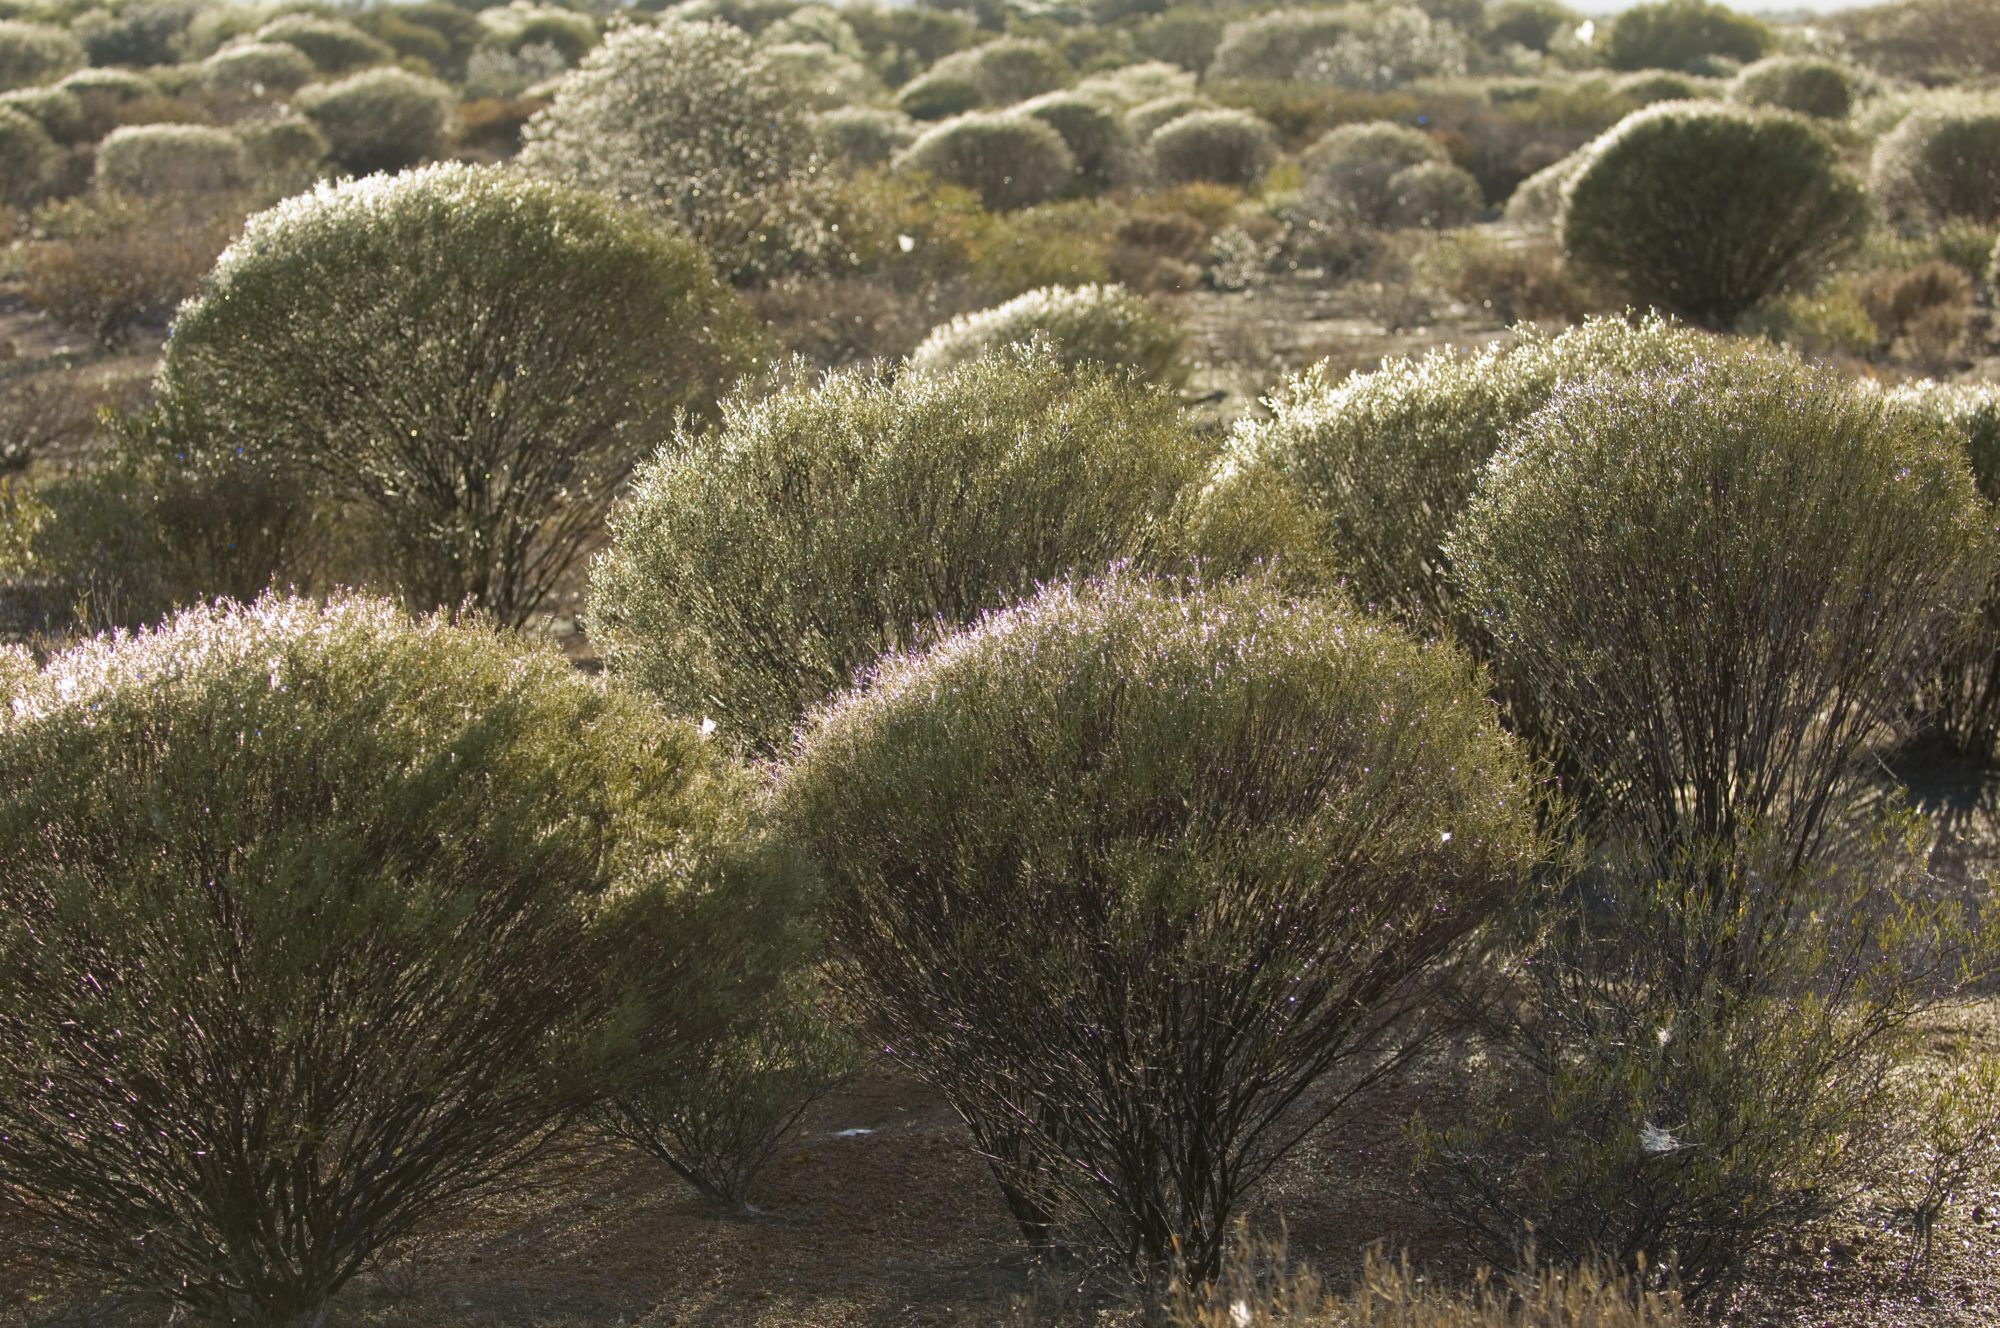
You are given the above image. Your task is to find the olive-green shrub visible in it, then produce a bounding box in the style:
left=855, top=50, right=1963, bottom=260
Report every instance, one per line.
left=516, top=20, right=820, bottom=276
left=0, top=20, right=83, bottom=91
left=814, top=105, right=918, bottom=168
left=1018, top=90, right=1136, bottom=193
left=777, top=571, right=1540, bottom=1293
left=0, top=593, right=796, bottom=1326
left=1430, top=356, right=1992, bottom=1295
left=588, top=348, right=1218, bottom=753
left=1382, top=160, right=1484, bottom=228
left=1870, top=101, right=2000, bottom=226
left=1611, top=69, right=1724, bottom=104
left=94, top=124, right=251, bottom=197
left=1126, top=91, right=1210, bottom=140
left=919, top=35, right=1069, bottom=108
left=761, top=42, right=877, bottom=111
left=908, top=282, right=1186, bottom=383
left=1562, top=102, right=1869, bottom=327
left=152, top=165, right=759, bottom=626
left=893, top=66, right=982, bottom=119
left=1602, top=0, right=1773, bottom=74
left=0, top=85, right=82, bottom=144
left=1205, top=314, right=1721, bottom=634
left=894, top=112, right=1074, bottom=211
left=299, top=67, right=454, bottom=176
left=1147, top=108, right=1277, bottom=188
left=255, top=13, right=394, bottom=73
left=70, top=3, right=187, bottom=70
left=1302, top=120, right=1449, bottom=227
left=201, top=40, right=318, bottom=95
left=1502, top=150, right=1584, bottom=231
left=1208, top=6, right=1368, bottom=81
left=1730, top=55, right=1855, bottom=119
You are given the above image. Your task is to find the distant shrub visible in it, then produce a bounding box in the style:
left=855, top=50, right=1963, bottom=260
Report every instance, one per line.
left=587, top=348, right=1217, bottom=752
left=777, top=571, right=1540, bottom=1290
left=153, top=165, right=759, bottom=625
left=20, top=191, right=237, bottom=346
left=910, top=282, right=1186, bottom=383
left=0, top=105, right=57, bottom=208
left=388, top=3, right=489, bottom=81
left=1383, top=160, right=1483, bottom=228
left=1126, top=91, right=1209, bottom=140
left=1074, top=60, right=1194, bottom=109
left=968, top=198, right=1119, bottom=298
left=1731, top=55, right=1854, bottom=119
left=1296, top=4, right=1472, bottom=92
left=299, top=67, right=454, bottom=176
left=353, top=7, right=452, bottom=71
left=1854, top=259, right=1971, bottom=349
left=1208, top=7, right=1366, bottom=81
left=923, top=36, right=1068, bottom=108
left=1611, top=69, right=1723, bottom=103
left=1302, top=120, right=1448, bottom=227
left=0, top=20, right=83, bottom=92
left=762, top=4, right=863, bottom=55
left=1018, top=90, right=1136, bottom=193
left=0, top=593, right=789, bottom=1325
left=70, top=0, right=193, bottom=69
left=0, top=86, right=83, bottom=145
left=201, top=40, right=318, bottom=95
left=895, top=112, right=1074, bottom=211
left=894, top=66, right=984, bottom=119
left=814, top=105, right=918, bottom=168
left=1563, top=102, right=1868, bottom=327
left=55, top=67, right=157, bottom=101
left=1486, top=0, right=1584, bottom=53
left=462, top=42, right=567, bottom=101
left=483, top=5, right=597, bottom=65
left=761, top=42, right=877, bottom=110
left=517, top=20, right=820, bottom=278
left=1502, top=149, right=1584, bottom=230
left=1603, top=0, right=1773, bottom=74
left=95, top=124, right=250, bottom=197
left=1133, top=7, right=1225, bottom=73
left=1870, top=102, right=2000, bottom=226
left=1423, top=232, right=1601, bottom=324
left=1838, top=0, right=2000, bottom=83
left=255, top=13, right=394, bottom=73
left=1148, top=108, right=1276, bottom=187
left=1743, top=283, right=1879, bottom=359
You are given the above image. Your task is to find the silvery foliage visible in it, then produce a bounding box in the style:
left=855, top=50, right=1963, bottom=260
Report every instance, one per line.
left=1297, top=5, right=1470, bottom=92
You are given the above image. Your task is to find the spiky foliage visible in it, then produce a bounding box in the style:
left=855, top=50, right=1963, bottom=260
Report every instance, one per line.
left=777, top=572, right=1540, bottom=1296
left=909, top=283, right=1186, bottom=384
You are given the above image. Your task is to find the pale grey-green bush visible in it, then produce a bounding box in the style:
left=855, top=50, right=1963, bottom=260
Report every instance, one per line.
left=1610, top=68, right=1724, bottom=104
left=1730, top=55, right=1855, bottom=119
left=894, top=112, right=1074, bottom=211
left=1126, top=91, right=1209, bottom=140
left=516, top=20, right=821, bottom=277
left=479, top=3, right=596, bottom=64
left=234, top=116, right=329, bottom=191
left=0, top=593, right=796, bottom=1327
left=255, top=13, right=393, bottom=73
left=1296, top=4, right=1471, bottom=91
left=813, top=105, right=917, bottom=168
left=908, top=283, right=1186, bottom=383
left=1870, top=101, right=2000, bottom=226
left=1383, top=160, right=1483, bottom=228
left=299, top=67, right=453, bottom=176
left=1563, top=102, right=1868, bottom=326
left=1074, top=61, right=1194, bottom=110
left=921, top=35, right=1068, bottom=108
left=1602, top=0, right=1774, bottom=74
left=55, top=67, right=156, bottom=101
left=777, top=571, right=1540, bottom=1292
left=0, top=20, right=83, bottom=91
left=1502, top=149, right=1584, bottom=231
left=0, top=85, right=82, bottom=144
left=1208, top=6, right=1368, bottom=81
left=95, top=124, right=251, bottom=196
left=201, top=40, right=318, bottom=95
left=588, top=348, right=1218, bottom=753
left=893, top=66, right=982, bottom=120
left=760, top=41, right=877, bottom=110
left=152, top=165, right=760, bottom=626
left=1303, top=120, right=1450, bottom=227
left=0, top=104, right=56, bottom=208
left=1018, top=90, right=1136, bottom=193
left=1147, top=108, right=1276, bottom=187
left=762, top=3, right=863, bottom=56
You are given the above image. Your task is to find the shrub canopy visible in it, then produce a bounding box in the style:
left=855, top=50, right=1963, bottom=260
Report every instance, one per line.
left=0, top=20, right=83, bottom=92
left=1147, top=107, right=1277, bottom=188
left=894, top=111, right=1074, bottom=211
left=1730, top=55, right=1855, bottom=119
left=1870, top=101, right=2000, bottom=226
left=95, top=124, right=250, bottom=196
left=299, top=67, right=454, bottom=176
left=908, top=282, right=1186, bottom=384
left=1603, top=0, right=1773, bottom=74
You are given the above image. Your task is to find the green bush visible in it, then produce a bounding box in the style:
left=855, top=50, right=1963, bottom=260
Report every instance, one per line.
left=1562, top=102, right=1868, bottom=327
left=587, top=347, right=1219, bottom=753
left=488, top=6, right=598, bottom=65
left=71, top=1, right=191, bottom=70
left=814, top=105, right=918, bottom=168
left=0, top=104, right=58, bottom=209
left=1432, top=356, right=1992, bottom=1295
left=151, top=164, right=760, bottom=626
left=387, top=3, right=489, bottom=81
left=1611, top=68, right=1724, bottom=103
left=1147, top=107, right=1276, bottom=188
left=1730, top=55, right=1855, bottom=119
left=776, top=571, right=1540, bottom=1293
left=1502, top=149, right=1583, bottom=231
left=1870, top=101, right=2000, bottom=226
left=255, top=13, right=394, bottom=73
left=1382, top=160, right=1483, bottom=228
left=761, top=42, right=877, bottom=110
left=1205, top=315, right=1722, bottom=633
left=894, top=66, right=984, bottom=119
left=1208, top=7, right=1367, bottom=81
left=1074, top=61, right=1194, bottom=109
left=0, top=85, right=83, bottom=145
left=54, top=66, right=156, bottom=138
left=299, top=67, right=454, bottom=176
left=1838, top=0, right=2000, bottom=83
left=516, top=20, right=820, bottom=279
left=1486, top=0, right=1584, bottom=54
left=200, top=40, right=318, bottom=95
left=1302, top=120, right=1450, bottom=228
left=895, top=112, right=1074, bottom=211
left=1296, top=4, right=1472, bottom=93
left=1126, top=91, right=1210, bottom=140
left=1602, top=0, right=1773, bottom=74
left=94, top=124, right=250, bottom=197
left=922, top=35, right=1069, bottom=108
left=0, top=20, right=83, bottom=92
left=909, top=282, right=1186, bottom=383
left=1018, top=90, right=1136, bottom=193
left=235, top=115, right=330, bottom=186
left=1133, top=6, right=1225, bottom=74
left=0, top=593, right=793, bottom=1325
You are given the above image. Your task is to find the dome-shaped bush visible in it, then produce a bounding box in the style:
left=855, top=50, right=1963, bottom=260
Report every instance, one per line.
left=1870, top=101, right=2000, bottom=225
left=483, top=4, right=598, bottom=65
left=761, top=3, right=863, bottom=56
left=776, top=570, right=1539, bottom=1288
left=1503, top=149, right=1584, bottom=231
left=1730, top=55, right=1854, bottom=119
left=923, top=36, right=1068, bottom=108
left=909, top=282, right=1185, bottom=383
left=586, top=347, right=1217, bottom=752
left=1602, top=0, right=1773, bottom=74
left=1610, top=68, right=1724, bottom=103
left=1147, top=108, right=1276, bottom=188
left=1383, top=160, right=1484, bottom=228
left=0, top=86, right=83, bottom=145
left=1302, top=119, right=1449, bottom=226
left=95, top=123, right=251, bottom=196
left=1017, top=90, right=1136, bottom=193
left=1208, top=7, right=1367, bottom=80
left=55, top=66, right=156, bottom=101
left=255, top=13, right=394, bottom=73
left=894, top=111, right=1074, bottom=211
left=894, top=66, right=983, bottom=120
left=1562, top=101, right=1867, bottom=327
left=0, top=592, right=789, bottom=1325
left=299, top=67, right=454, bottom=176
left=202, top=40, right=318, bottom=95
left=235, top=115, right=329, bottom=179
left=0, top=103, right=57, bottom=208
left=0, top=20, right=83, bottom=91
left=154, top=165, right=760, bottom=625
left=1074, top=60, right=1194, bottom=110
left=814, top=105, right=917, bottom=168
left=1126, top=91, right=1209, bottom=140
left=760, top=41, right=876, bottom=110
left=1297, top=4, right=1472, bottom=92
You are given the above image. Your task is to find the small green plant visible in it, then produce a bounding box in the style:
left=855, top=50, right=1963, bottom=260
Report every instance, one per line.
left=1887, top=1054, right=2000, bottom=1266
left=299, top=67, right=454, bottom=176
left=1147, top=107, right=1277, bottom=188
left=895, top=111, right=1074, bottom=211
left=1601, top=0, right=1773, bottom=74
left=909, top=282, right=1186, bottom=383
left=94, top=124, right=250, bottom=197
left=1730, top=55, right=1855, bottom=119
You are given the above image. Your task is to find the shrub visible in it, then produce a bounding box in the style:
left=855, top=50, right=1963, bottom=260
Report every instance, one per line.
left=894, top=65, right=982, bottom=119
left=1602, top=0, right=1773, bottom=74
left=95, top=124, right=250, bottom=197
left=1562, top=103, right=1868, bottom=327
left=55, top=66, right=157, bottom=138
left=389, top=3, right=489, bottom=81
left=21, top=191, right=238, bottom=346
left=1432, top=357, right=1991, bottom=1295
left=0, top=593, right=791, bottom=1325
left=761, top=42, right=877, bottom=110
left=1074, top=60, right=1194, bottom=109
left=71, top=1, right=193, bottom=70
left=1302, top=120, right=1448, bottom=227
left=1208, top=7, right=1367, bottom=81
left=1870, top=101, right=2000, bottom=227
left=1017, top=90, right=1136, bottom=193
left=1126, top=91, right=1209, bottom=140
left=1205, top=315, right=1720, bottom=632
left=968, top=197, right=1118, bottom=297
left=484, top=5, right=598, bottom=65
left=1383, top=160, right=1483, bottom=228
left=1134, top=7, right=1225, bottom=73
left=1839, top=0, right=2000, bottom=83
left=1486, top=0, right=1584, bottom=54
left=201, top=40, right=318, bottom=95
left=1296, top=4, right=1472, bottom=92
left=0, top=86, right=83, bottom=145
left=777, top=571, right=1540, bottom=1294
left=255, top=13, right=394, bottom=73
left=922, top=36, right=1069, bottom=108
left=1502, top=149, right=1583, bottom=231
left=153, top=165, right=760, bottom=626
left=895, top=112, right=1074, bottom=211
left=516, top=20, right=820, bottom=278
left=1423, top=231, right=1599, bottom=323
left=0, top=20, right=83, bottom=92
left=909, top=282, right=1185, bottom=383
left=814, top=105, right=918, bottom=168
left=762, top=4, right=863, bottom=55
left=1148, top=108, right=1276, bottom=188
left=1731, top=55, right=1855, bottom=119
left=1611, top=68, right=1723, bottom=104
left=235, top=115, right=330, bottom=184
left=1854, top=259, right=1972, bottom=350
left=298, top=68, right=453, bottom=177
left=587, top=348, right=1217, bottom=753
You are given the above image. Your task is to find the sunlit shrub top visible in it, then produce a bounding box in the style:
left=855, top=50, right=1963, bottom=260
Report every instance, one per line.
left=908, top=282, right=1185, bottom=383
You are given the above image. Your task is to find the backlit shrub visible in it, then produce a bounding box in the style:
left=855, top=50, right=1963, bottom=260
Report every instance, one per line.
left=1870, top=100, right=2000, bottom=226
left=895, top=112, right=1074, bottom=211
left=0, top=86, right=82, bottom=146
left=1296, top=4, right=1472, bottom=92
left=1383, top=160, right=1484, bottom=228
left=299, top=67, right=454, bottom=176
left=777, top=571, right=1540, bottom=1292
left=153, top=165, right=759, bottom=625
left=1602, top=0, right=1773, bottom=74
left=1562, top=102, right=1868, bottom=327
left=909, top=282, right=1185, bottom=383
left=1501, top=149, right=1583, bottom=231
left=894, top=66, right=982, bottom=120
left=200, top=40, right=317, bottom=96
left=814, top=105, right=918, bottom=168
left=762, top=42, right=875, bottom=110
left=0, top=20, right=83, bottom=92
left=921, top=35, right=1068, bottom=108
left=1147, top=108, right=1276, bottom=188
left=1208, top=7, right=1367, bottom=81
left=255, top=13, right=394, bottom=73
left=1127, top=92, right=1210, bottom=140
left=1730, top=55, right=1855, bottom=119
left=1018, top=90, right=1136, bottom=193
left=0, top=594, right=789, bottom=1324
left=94, top=124, right=250, bottom=197
left=1303, top=120, right=1450, bottom=228
left=587, top=347, right=1217, bottom=753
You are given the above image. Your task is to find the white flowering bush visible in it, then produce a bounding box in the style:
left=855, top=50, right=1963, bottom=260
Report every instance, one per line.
left=909, top=283, right=1185, bottom=383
